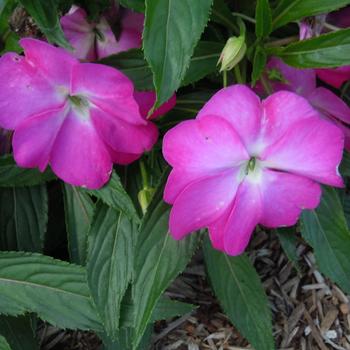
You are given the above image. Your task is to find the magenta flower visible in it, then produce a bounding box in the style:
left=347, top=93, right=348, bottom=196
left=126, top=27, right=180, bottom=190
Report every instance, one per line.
left=0, top=38, right=157, bottom=189
left=260, top=57, right=350, bottom=150
left=163, top=85, right=343, bottom=255
left=61, top=5, right=144, bottom=60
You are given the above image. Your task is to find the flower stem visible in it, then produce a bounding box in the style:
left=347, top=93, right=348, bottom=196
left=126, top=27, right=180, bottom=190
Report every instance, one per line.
left=223, top=70, right=228, bottom=88
left=261, top=75, right=273, bottom=95
left=139, top=160, right=149, bottom=189
left=265, top=35, right=299, bottom=48
left=234, top=65, right=243, bottom=84
left=232, top=12, right=256, bottom=24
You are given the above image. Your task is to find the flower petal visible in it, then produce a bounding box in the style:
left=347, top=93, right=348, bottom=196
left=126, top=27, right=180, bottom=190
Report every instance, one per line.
left=197, top=85, right=262, bottom=150
left=259, top=169, right=321, bottom=227
left=307, top=87, right=350, bottom=124
left=71, top=63, right=145, bottom=125
left=50, top=110, right=112, bottom=189
left=0, top=52, right=65, bottom=129
left=169, top=169, right=241, bottom=240
left=12, top=107, right=66, bottom=171
left=316, top=66, right=350, bottom=89
left=261, top=117, right=344, bottom=187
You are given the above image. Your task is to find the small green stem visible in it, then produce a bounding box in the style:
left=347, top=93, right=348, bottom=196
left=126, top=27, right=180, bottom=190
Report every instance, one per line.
left=234, top=65, right=243, bottom=84
left=261, top=75, right=273, bottom=95
left=139, top=160, right=149, bottom=189
left=223, top=70, right=228, bottom=88
left=323, top=22, right=341, bottom=31
left=265, top=35, right=299, bottom=48
left=232, top=12, right=256, bottom=24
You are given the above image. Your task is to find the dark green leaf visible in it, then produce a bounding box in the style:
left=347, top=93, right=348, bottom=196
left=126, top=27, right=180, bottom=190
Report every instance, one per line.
left=269, top=29, right=350, bottom=68
left=340, top=151, right=350, bottom=177
left=276, top=228, right=301, bottom=273
left=203, top=238, right=275, bottom=350
left=0, top=185, right=47, bottom=253
left=84, top=171, right=139, bottom=222
left=0, top=251, right=102, bottom=331
left=87, top=203, right=135, bottom=338
left=63, top=184, right=95, bottom=265
left=0, top=335, right=10, bottom=350
left=119, top=0, right=145, bottom=12
left=272, top=0, right=350, bottom=29
left=0, top=315, right=38, bottom=350
left=251, top=45, right=267, bottom=85
left=18, top=0, right=70, bottom=48
left=211, top=0, right=238, bottom=33
left=133, top=177, right=199, bottom=346
left=143, top=0, right=213, bottom=108
left=151, top=297, right=196, bottom=321
left=255, top=0, right=272, bottom=39
left=0, top=155, right=55, bottom=187
left=301, top=186, right=350, bottom=293
left=181, top=41, right=223, bottom=87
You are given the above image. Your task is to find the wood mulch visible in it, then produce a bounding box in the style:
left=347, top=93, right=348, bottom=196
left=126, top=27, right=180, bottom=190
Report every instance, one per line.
left=40, top=230, right=350, bottom=350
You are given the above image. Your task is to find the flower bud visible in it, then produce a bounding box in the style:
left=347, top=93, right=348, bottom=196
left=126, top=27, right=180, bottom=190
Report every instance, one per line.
left=138, top=187, right=155, bottom=214
left=218, top=35, right=247, bottom=72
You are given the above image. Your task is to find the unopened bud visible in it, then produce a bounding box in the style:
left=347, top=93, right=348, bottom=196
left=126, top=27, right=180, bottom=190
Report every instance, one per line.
left=138, top=187, right=155, bottom=214
left=218, top=35, right=247, bottom=72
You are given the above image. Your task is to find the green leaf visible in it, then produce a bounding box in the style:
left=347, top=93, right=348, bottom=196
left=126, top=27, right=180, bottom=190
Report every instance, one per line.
left=340, top=151, right=350, bottom=177
left=84, top=171, right=139, bottom=222
left=0, top=251, right=102, bottom=331
left=272, top=0, right=350, bottom=30
left=211, top=0, right=238, bottom=33
left=181, top=41, right=224, bottom=87
left=276, top=228, right=301, bottom=273
left=143, top=0, right=213, bottom=108
left=0, top=315, right=38, bottom=350
left=203, top=238, right=275, bottom=350
left=63, top=184, right=95, bottom=265
left=18, top=0, right=71, bottom=48
left=133, top=178, right=199, bottom=347
left=0, top=155, right=55, bottom=187
left=87, top=203, right=135, bottom=338
left=301, top=186, right=350, bottom=293
left=269, top=29, right=350, bottom=68
left=255, top=0, right=272, bottom=39
left=119, top=0, right=145, bottom=12
left=251, top=45, right=267, bottom=85
left=151, top=297, right=196, bottom=321
left=100, top=49, right=154, bottom=91
left=0, top=335, right=11, bottom=350
left=0, top=185, right=48, bottom=253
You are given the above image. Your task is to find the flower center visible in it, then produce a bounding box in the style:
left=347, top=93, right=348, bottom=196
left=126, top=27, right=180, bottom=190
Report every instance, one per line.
left=93, top=27, right=105, bottom=41
left=68, top=95, right=90, bottom=121
left=246, top=156, right=257, bottom=174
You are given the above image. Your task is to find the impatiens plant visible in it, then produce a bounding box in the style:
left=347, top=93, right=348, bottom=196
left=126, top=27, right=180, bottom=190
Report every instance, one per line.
left=0, top=0, right=350, bottom=349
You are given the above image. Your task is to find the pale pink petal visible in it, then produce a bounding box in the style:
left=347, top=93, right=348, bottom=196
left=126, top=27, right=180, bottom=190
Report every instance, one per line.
left=265, top=57, right=316, bottom=96
left=257, top=91, right=320, bottom=152
left=169, top=169, right=241, bottom=240
left=20, top=38, right=78, bottom=86
left=91, top=105, right=158, bottom=155
left=0, top=52, right=66, bottom=129
left=197, top=85, right=262, bottom=150
left=307, top=87, right=350, bottom=124
left=50, top=111, right=112, bottom=189
left=261, top=117, right=344, bottom=187
left=60, top=7, right=96, bottom=60
left=95, top=18, right=120, bottom=59
left=221, top=180, right=262, bottom=256
left=12, top=106, right=66, bottom=171
left=71, top=63, right=145, bottom=125
left=316, top=66, right=350, bottom=89
left=163, top=115, right=249, bottom=174
left=133, top=91, right=176, bottom=119
left=259, top=169, right=321, bottom=227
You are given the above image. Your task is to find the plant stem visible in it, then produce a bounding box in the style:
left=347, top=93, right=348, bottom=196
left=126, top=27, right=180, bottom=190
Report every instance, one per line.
left=265, top=35, right=299, bottom=48
left=261, top=75, right=273, bottom=95
left=139, top=160, right=149, bottom=189
left=232, top=12, right=256, bottom=24
left=323, top=22, right=341, bottom=31
left=223, top=70, right=228, bottom=88
left=234, top=65, right=243, bottom=84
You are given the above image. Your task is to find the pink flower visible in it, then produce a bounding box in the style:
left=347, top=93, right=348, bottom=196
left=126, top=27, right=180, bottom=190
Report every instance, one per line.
left=261, top=57, right=350, bottom=150
left=0, top=38, right=157, bottom=189
left=61, top=6, right=144, bottom=60
left=134, top=91, right=177, bottom=120
left=163, top=85, right=344, bottom=255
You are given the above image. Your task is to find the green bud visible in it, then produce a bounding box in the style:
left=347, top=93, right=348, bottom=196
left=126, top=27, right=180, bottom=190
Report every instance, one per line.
left=218, top=35, right=247, bottom=72
left=138, top=187, right=155, bottom=215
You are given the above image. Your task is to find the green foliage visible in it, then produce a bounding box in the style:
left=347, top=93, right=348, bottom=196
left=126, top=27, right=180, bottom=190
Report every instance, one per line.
left=203, top=238, right=275, bottom=350
left=276, top=228, right=301, bottom=273
left=119, top=0, right=145, bottom=12
left=0, top=335, right=11, bottom=350
left=255, top=0, right=272, bottom=39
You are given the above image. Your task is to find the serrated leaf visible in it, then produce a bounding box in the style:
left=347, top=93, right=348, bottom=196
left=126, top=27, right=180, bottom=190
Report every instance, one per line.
left=133, top=177, right=199, bottom=347
left=0, top=335, right=10, bottom=350
left=119, top=0, right=145, bottom=12
left=255, top=0, right=272, bottom=39
left=18, top=0, right=70, bottom=48
left=84, top=171, right=139, bottom=222
left=87, top=203, right=135, bottom=338
left=276, top=228, right=301, bottom=273
left=301, top=186, right=350, bottom=293
left=0, top=155, right=55, bottom=187
left=0, top=315, right=38, bottom=350
left=0, top=251, right=102, bottom=331
left=143, top=0, right=213, bottom=108
left=203, top=238, right=275, bottom=350
left=272, top=0, right=350, bottom=30
left=269, top=29, right=350, bottom=68
left=0, top=185, right=47, bottom=253
left=63, top=184, right=95, bottom=265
